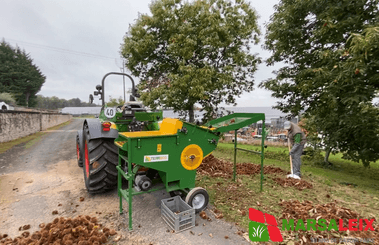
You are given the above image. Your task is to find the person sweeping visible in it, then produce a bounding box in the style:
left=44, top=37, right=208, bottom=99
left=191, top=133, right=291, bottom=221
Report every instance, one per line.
left=283, top=121, right=306, bottom=179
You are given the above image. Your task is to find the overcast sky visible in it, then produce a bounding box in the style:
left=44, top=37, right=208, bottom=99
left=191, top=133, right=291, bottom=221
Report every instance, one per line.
left=1, top=0, right=281, bottom=107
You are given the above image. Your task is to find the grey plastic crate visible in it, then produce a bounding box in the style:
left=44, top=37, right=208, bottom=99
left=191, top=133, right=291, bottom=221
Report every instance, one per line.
left=161, top=196, right=195, bottom=232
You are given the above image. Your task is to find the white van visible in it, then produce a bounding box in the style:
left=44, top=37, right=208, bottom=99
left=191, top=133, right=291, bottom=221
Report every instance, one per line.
left=0, top=102, right=14, bottom=111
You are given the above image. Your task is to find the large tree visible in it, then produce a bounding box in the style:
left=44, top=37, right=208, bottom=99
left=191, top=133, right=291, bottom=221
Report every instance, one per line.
left=0, top=41, right=45, bottom=107
left=121, top=0, right=261, bottom=122
left=261, top=0, right=379, bottom=166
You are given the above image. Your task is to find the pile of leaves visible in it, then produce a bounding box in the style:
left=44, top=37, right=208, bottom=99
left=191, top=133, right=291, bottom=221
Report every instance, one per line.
left=198, top=154, right=289, bottom=177
left=0, top=215, right=118, bottom=245
left=279, top=200, right=379, bottom=244
left=273, top=177, right=313, bottom=190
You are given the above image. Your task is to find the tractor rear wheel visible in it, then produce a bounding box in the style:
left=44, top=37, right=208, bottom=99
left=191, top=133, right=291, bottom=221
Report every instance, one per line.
left=76, top=131, right=83, bottom=167
left=82, top=124, right=119, bottom=193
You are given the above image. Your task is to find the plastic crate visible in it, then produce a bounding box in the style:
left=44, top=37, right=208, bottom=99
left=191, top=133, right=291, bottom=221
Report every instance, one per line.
left=161, top=196, right=195, bottom=232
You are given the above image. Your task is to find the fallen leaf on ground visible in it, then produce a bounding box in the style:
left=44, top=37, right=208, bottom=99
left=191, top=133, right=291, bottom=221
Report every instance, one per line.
left=114, top=235, right=122, bottom=242
left=216, top=214, right=223, bottom=219
left=199, top=211, right=207, bottom=219
left=22, top=224, right=30, bottom=230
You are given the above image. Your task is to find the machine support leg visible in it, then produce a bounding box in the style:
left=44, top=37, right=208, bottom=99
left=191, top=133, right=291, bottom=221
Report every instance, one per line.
left=119, top=195, right=123, bottom=214
left=260, top=120, right=265, bottom=192
left=126, top=140, right=134, bottom=231
left=233, top=130, right=237, bottom=182
left=128, top=177, right=133, bottom=230
left=118, top=154, right=123, bottom=214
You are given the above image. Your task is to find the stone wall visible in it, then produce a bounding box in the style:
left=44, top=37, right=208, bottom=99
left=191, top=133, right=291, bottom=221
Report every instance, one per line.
left=0, top=111, right=72, bottom=143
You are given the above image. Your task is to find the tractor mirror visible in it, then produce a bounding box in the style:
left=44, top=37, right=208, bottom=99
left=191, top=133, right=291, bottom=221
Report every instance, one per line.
left=133, top=88, right=140, bottom=98
left=89, top=94, right=94, bottom=104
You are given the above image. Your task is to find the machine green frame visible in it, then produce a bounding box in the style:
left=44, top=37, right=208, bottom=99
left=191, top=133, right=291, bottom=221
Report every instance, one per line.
left=115, top=113, right=266, bottom=230
left=206, top=113, right=266, bottom=191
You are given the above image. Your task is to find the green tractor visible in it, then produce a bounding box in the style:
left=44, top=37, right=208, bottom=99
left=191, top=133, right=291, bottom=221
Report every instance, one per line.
left=76, top=72, right=162, bottom=193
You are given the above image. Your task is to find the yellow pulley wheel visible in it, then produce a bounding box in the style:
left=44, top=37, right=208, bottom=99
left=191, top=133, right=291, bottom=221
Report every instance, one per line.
left=180, top=144, right=204, bottom=170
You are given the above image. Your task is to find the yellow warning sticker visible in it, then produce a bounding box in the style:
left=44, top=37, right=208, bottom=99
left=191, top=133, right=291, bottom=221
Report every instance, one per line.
left=157, top=144, right=162, bottom=152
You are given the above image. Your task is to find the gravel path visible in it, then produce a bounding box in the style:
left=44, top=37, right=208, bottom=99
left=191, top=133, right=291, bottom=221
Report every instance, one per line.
left=0, top=119, right=251, bottom=244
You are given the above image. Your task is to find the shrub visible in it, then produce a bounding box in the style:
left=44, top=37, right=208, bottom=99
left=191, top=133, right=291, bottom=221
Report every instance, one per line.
left=0, top=92, right=16, bottom=105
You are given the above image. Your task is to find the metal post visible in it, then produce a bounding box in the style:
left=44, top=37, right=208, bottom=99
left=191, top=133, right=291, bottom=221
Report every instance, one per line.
left=260, top=120, right=265, bottom=192
left=128, top=141, right=133, bottom=230
left=233, top=130, right=237, bottom=181
left=122, top=60, right=126, bottom=102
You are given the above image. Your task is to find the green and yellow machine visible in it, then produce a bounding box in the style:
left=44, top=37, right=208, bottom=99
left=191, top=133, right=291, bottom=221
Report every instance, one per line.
left=76, top=72, right=162, bottom=193
left=114, top=113, right=266, bottom=230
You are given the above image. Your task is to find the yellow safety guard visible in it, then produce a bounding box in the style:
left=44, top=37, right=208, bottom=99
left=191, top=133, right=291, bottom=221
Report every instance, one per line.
left=180, top=144, right=203, bottom=170
left=119, top=118, right=183, bottom=138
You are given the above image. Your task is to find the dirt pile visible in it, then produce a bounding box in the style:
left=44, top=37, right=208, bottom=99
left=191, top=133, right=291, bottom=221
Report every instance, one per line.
left=198, top=154, right=289, bottom=177
left=279, top=200, right=379, bottom=244
left=0, top=215, right=117, bottom=245
left=273, top=177, right=313, bottom=190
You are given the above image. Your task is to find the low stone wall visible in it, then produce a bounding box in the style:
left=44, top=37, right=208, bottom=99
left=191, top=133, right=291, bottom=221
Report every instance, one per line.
left=0, top=111, right=72, bottom=143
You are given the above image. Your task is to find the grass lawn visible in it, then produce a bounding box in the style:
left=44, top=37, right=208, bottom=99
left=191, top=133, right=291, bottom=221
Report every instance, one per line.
left=196, top=142, right=379, bottom=241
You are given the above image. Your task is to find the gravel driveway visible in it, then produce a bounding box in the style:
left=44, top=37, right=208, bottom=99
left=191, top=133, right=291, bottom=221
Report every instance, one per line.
left=0, top=119, right=251, bottom=244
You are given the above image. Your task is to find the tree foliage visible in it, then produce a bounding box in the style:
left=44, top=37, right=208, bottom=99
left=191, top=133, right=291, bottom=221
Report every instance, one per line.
left=36, top=95, right=96, bottom=110
left=106, top=96, right=125, bottom=107
left=121, top=0, right=260, bottom=122
left=0, top=41, right=46, bottom=107
left=261, top=0, right=379, bottom=166
left=0, top=92, right=16, bottom=105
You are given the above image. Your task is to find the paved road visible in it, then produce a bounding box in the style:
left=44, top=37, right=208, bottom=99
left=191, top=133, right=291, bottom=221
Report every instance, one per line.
left=0, top=119, right=251, bottom=244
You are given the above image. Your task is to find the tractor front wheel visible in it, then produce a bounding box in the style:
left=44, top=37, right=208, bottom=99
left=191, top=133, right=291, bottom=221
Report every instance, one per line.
left=185, top=187, right=209, bottom=213
left=82, top=124, right=119, bottom=194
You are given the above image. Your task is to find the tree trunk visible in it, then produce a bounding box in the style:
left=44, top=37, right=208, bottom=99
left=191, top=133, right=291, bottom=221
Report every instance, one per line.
left=324, top=147, right=332, bottom=165
left=188, top=105, right=195, bottom=123
left=25, top=92, right=30, bottom=107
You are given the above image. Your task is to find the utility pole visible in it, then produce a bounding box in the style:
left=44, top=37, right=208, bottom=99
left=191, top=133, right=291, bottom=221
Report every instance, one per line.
left=115, top=58, right=127, bottom=103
